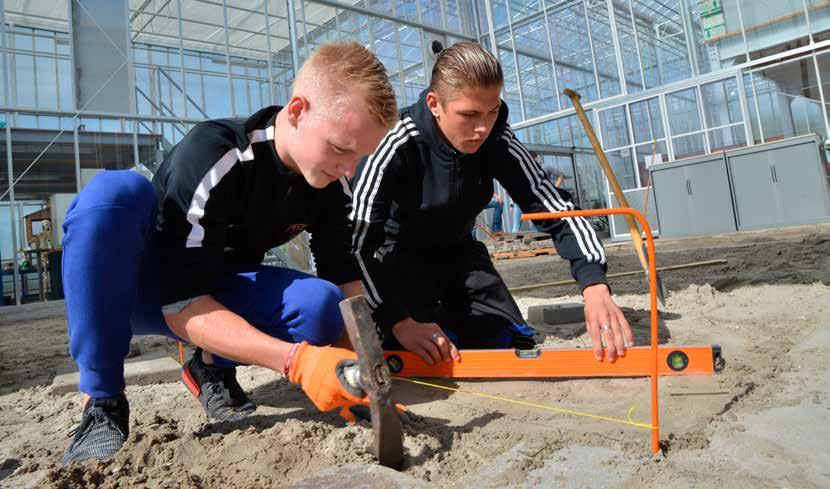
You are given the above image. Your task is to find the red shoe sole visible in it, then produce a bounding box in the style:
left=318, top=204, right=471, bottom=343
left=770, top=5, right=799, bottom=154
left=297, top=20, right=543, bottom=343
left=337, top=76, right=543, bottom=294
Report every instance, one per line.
left=181, top=367, right=201, bottom=398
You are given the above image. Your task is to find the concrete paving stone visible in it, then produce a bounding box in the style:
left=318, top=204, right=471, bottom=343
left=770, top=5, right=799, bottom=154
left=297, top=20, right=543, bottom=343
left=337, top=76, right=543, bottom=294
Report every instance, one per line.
left=527, top=303, right=584, bottom=325
left=49, top=355, right=182, bottom=395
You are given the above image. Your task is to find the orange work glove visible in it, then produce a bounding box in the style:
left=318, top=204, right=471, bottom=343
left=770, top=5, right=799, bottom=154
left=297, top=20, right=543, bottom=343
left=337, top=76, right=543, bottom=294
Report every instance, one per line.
left=287, top=342, right=369, bottom=423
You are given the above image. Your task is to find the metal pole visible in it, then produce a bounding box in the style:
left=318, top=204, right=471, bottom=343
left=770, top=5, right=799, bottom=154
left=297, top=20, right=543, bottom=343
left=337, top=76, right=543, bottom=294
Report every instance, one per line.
left=222, top=0, right=236, bottom=116
left=626, top=0, right=647, bottom=91
left=541, top=1, right=562, bottom=112
left=0, top=0, right=10, bottom=107
left=678, top=0, right=699, bottom=77
left=735, top=0, right=750, bottom=62
left=73, top=118, right=81, bottom=191
left=287, top=0, right=300, bottom=75
left=748, top=70, right=765, bottom=143
left=803, top=0, right=814, bottom=44
left=482, top=0, right=499, bottom=61
left=658, top=92, right=675, bottom=160
left=175, top=0, right=189, bottom=117
left=393, top=23, right=407, bottom=106
left=123, top=0, right=137, bottom=116
left=67, top=0, right=77, bottom=111
left=605, top=0, right=628, bottom=96
left=583, top=0, right=602, bottom=98
left=263, top=0, right=276, bottom=106
left=695, top=84, right=710, bottom=154
left=735, top=71, right=754, bottom=145
left=5, top=121, right=20, bottom=305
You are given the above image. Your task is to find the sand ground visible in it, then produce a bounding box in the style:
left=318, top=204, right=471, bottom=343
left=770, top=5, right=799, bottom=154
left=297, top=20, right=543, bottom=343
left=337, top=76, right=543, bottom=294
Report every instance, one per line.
left=0, top=224, right=828, bottom=488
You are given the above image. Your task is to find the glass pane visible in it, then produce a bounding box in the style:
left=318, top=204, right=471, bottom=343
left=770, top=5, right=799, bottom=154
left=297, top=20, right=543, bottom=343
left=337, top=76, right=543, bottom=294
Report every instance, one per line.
left=708, top=124, right=747, bottom=152
left=612, top=1, right=644, bottom=93
left=547, top=0, right=599, bottom=108
left=372, top=18, right=400, bottom=74
left=745, top=57, right=826, bottom=142
left=497, top=31, right=524, bottom=123
left=607, top=147, right=637, bottom=190
left=635, top=140, right=667, bottom=187
left=35, top=56, right=58, bottom=109
left=586, top=0, right=621, bottom=99
left=400, top=25, right=425, bottom=105
left=513, top=18, right=557, bottom=118
left=539, top=153, right=576, bottom=196
left=666, top=87, right=702, bottom=135
left=599, top=105, right=629, bottom=150
left=630, top=97, right=664, bottom=143
left=672, top=132, right=706, bottom=159
left=701, top=77, right=743, bottom=128
left=227, top=5, right=269, bottom=116
left=421, top=0, right=444, bottom=29
left=630, top=0, right=691, bottom=89
left=58, top=58, right=72, bottom=110
left=14, top=55, right=36, bottom=106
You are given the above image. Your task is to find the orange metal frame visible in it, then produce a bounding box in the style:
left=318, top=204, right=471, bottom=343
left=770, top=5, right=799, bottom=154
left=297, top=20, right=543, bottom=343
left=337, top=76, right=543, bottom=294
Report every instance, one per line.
left=522, top=209, right=661, bottom=453
left=384, top=345, right=717, bottom=378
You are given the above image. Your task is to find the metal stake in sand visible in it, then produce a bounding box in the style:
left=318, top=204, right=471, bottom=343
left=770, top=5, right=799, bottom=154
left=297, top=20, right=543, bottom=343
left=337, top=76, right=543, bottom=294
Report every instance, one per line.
left=523, top=208, right=661, bottom=454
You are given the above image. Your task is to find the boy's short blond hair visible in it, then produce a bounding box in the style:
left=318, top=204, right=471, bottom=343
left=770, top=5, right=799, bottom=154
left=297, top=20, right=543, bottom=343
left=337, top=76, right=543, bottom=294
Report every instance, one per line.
left=292, top=42, right=398, bottom=130
left=429, top=42, right=503, bottom=103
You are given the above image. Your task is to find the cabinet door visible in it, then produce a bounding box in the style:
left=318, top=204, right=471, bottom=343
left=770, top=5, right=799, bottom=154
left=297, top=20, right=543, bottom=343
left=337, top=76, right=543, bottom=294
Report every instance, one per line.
left=728, top=153, right=779, bottom=230
left=686, top=159, right=737, bottom=235
left=770, top=143, right=830, bottom=224
left=652, top=167, right=693, bottom=238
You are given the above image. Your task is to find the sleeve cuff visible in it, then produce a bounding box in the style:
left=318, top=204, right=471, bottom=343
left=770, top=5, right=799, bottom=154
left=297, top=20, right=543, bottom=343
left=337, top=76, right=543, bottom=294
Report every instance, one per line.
left=574, top=263, right=609, bottom=293
left=371, top=302, right=409, bottom=340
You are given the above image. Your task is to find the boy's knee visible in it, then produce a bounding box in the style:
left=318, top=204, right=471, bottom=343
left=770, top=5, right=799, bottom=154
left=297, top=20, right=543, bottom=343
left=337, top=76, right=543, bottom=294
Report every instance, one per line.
left=292, top=278, right=345, bottom=346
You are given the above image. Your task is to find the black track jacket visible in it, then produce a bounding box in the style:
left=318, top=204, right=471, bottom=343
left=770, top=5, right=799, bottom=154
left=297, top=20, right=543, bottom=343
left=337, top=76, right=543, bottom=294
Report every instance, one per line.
left=152, top=106, right=358, bottom=305
left=351, top=92, right=608, bottom=333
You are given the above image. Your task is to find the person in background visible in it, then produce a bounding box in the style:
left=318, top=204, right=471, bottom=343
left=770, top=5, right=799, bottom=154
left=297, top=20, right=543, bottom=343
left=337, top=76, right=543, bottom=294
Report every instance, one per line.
left=510, top=152, right=565, bottom=233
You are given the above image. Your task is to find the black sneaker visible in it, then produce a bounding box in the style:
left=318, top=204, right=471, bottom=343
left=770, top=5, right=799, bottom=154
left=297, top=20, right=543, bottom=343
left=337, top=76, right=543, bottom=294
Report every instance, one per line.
left=63, top=394, right=129, bottom=464
left=181, top=348, right=256, bottom=421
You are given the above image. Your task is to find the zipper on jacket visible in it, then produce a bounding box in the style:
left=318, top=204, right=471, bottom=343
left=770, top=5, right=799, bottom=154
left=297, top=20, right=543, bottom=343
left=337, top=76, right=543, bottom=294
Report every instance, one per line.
left=450, top=151, right=461, bottom=204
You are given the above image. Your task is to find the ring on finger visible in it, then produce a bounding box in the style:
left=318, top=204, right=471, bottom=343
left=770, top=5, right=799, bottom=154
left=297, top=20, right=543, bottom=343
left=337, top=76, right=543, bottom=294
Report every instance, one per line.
left=431, top=331, right=442, bottom=342
left=600, top=324, right=611, bottom=332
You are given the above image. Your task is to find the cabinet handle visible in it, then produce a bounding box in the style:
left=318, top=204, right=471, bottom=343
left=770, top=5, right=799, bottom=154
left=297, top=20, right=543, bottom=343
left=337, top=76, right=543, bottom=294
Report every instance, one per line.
left=686, top=179, right=692, bottom=195
left=772, top=165, right=778, bottom=183
left=770, top=165, right=776, bottom=183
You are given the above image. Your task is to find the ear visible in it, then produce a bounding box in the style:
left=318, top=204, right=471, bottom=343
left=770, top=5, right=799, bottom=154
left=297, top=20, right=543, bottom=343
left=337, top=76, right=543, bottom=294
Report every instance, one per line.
left=286, top=95, right=309, bottom=128
left=425, top=91, right=442, bottom=118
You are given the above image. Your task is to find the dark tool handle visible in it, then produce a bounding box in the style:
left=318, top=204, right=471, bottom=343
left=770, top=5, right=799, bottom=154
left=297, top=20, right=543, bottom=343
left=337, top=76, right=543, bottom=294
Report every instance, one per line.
left=339, top=296, right=403, bottom=469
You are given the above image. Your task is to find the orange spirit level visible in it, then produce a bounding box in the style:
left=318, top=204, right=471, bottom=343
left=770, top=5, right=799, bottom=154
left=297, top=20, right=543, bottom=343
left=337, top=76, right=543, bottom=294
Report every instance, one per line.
left=384, top=345, right=722, bottom=379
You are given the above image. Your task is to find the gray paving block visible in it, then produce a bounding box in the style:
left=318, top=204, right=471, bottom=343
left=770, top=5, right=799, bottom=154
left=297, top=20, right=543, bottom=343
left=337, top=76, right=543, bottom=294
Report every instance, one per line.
left=527, top=303, right=584, bottom=325
left=49, top=355, right=182, bottom=395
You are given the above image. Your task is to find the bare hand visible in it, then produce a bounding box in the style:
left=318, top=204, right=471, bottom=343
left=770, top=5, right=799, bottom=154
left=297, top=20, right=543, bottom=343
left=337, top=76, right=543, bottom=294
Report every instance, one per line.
left=392, top=318, right=460, bottom=365
left=583, top=284, right=633, bottom=362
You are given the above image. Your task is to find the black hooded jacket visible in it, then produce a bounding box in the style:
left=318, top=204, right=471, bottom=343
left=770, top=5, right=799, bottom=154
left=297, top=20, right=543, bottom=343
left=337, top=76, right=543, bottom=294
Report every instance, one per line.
left=350, top=93, right=608, bottom=333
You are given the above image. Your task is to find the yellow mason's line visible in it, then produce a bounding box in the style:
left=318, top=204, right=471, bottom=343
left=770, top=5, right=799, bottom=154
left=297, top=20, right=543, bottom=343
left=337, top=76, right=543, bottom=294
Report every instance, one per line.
left=393, top=377, right=656, bottom=430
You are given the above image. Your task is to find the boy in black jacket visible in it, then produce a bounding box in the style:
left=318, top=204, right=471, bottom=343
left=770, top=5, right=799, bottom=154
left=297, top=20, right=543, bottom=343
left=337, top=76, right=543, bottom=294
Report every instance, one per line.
left=351, top=42, right=632, bottom=365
